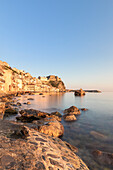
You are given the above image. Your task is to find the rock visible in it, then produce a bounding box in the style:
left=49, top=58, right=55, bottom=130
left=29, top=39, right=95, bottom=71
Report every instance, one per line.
left=51, top=111, right=62, bottom=117
left=74, top=88, right=85, bottom=96
left=64, top=141, right=78, bottom=153
left=27, top=102, right=31, bottom=105
left=81, top=108, right=88, bottom=111
left=29, top=92, right=34, bottom=95
left=0, top=119, right=89, bottom=170
left=11, top=126, right=30, bottom=139
left=16, top=102, right=21, bottom=106
left=63, top=114, right=77, bottom=121
left=49, top=115, right=61, bottom=121
left=1, top=97, right=8, bottom=102
left=27, top=98, right=34, bottom=100
left=17, top=109, right=49, bottom=122
left=38, top=120, right=64, bottom=137
left=39, top=93, right=43, bottom=95
left=16, top=93, right=21, bottom=97
left=92, top=150, right=113, bottom=167
left=0, top=102, right=5, bottom=119
left=4, top=108, right=18, bottom=117
left=5, top=102, right=12, bottom=109
left=63, top=106, right=81, bottom=115
left=90, top=131, right=107, bottom=140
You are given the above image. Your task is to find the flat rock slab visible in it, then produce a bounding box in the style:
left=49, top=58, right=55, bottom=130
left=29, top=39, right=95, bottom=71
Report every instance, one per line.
left=0, top=120, right=89, bottom=170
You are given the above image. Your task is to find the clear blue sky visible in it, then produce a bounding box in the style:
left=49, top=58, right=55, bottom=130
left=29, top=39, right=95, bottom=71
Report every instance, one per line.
left=0, top=0, right=113, bottom=91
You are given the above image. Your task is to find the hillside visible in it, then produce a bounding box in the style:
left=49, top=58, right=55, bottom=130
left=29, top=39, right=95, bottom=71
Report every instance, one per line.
left=0, top=60, right=66, bottom=93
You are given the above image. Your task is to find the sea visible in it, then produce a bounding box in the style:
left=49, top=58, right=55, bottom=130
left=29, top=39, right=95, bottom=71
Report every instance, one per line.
left=5, top=92, right=113, bottom=170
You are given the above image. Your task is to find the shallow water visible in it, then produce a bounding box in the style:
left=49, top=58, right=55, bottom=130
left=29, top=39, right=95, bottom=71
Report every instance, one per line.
left=6, top=92, right=113, bottom=169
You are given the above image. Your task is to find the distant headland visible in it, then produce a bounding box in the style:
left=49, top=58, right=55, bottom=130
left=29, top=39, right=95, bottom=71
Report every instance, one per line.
left=0, top=60, right=66, bottom=93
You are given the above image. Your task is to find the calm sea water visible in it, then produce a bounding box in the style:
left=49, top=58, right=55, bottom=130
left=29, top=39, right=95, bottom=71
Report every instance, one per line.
left=8, top=92, right=113, bottom=169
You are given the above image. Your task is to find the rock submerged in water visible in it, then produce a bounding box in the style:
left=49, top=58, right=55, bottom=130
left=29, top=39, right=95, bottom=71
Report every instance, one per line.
left=92, top=150, right=113, bottom=167
left=90, top=131, right=107, bottom=140
left=0, top=120, right=89, bottom=170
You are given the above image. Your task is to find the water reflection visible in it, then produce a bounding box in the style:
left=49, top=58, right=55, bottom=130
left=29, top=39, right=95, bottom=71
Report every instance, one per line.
left=12, top=92, right=113, bottom=169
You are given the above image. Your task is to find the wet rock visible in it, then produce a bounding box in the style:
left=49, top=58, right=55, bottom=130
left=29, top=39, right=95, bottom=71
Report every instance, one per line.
left=38, top=120, right=64, bottom=137
left=27, top=98, right=34, bottom=100
left=80, top=108, right=88, bottom=111
left=4, top=108, right=18, bottom=117
left=74, top=88, right=85, bottom=96
left=92, top=150, right=113, bottom=166
left=17, top=109, right=49, bottom=122
left=63, top=106, right=81, bottom=115
left=39, top=93, right=43, bottom=95
left=51, top=111, right=62, bottom=117
left=63, top=114, right=77, bottom=121
left=27, top=102, right=31, bottom=105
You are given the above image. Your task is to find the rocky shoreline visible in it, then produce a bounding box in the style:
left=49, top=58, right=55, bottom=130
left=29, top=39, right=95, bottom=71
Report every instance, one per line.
left=0, top=92, right=90, bottom=169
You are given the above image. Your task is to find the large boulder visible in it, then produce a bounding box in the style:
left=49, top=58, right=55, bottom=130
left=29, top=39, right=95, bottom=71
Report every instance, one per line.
left=0, top=119, right=89, bottom=170
left=63, top=114, right=77, bottom=121
left=74, top=88, right=85, bottom=96
left=38, top=120, right=64, bottom=137
left=63, top=106, right=81, bottom=115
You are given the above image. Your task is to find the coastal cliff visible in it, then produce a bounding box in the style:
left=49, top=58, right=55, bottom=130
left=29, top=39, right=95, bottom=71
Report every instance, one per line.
left=0, top=60, right=66, bottom=93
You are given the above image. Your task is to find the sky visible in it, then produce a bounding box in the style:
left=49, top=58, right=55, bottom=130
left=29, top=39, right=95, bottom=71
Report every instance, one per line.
left=0, top=0, right=113, bottom=91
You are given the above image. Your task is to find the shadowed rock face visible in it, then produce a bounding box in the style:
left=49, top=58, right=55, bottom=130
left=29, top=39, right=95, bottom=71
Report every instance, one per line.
left=16, top=109, right=63, bottom=137
left=0, top=120, right=89, bottom=170
left=74, top=88, right=85, bottom=96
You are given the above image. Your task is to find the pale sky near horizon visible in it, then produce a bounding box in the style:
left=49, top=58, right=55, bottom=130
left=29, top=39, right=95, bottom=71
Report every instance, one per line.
left=0, top=0, right=113, bottom=91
